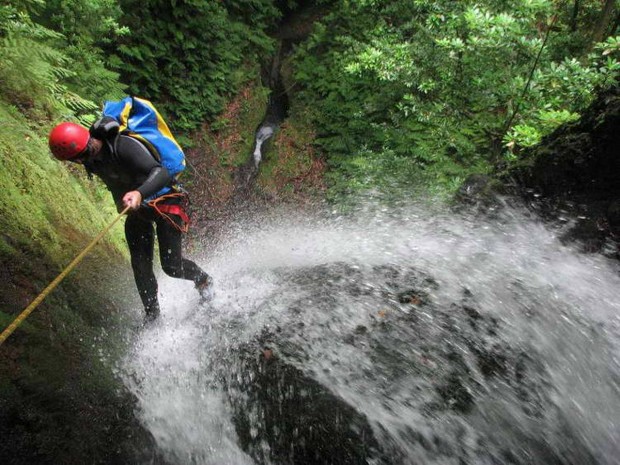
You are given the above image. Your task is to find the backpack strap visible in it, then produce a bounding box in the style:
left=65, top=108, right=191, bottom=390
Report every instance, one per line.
left=90, top=116, right=120, bottom=139
left=89, top=116, right=122, bottom=162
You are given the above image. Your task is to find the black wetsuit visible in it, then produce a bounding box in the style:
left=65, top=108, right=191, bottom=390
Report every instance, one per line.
left=84, top=131, right=209, bottom=316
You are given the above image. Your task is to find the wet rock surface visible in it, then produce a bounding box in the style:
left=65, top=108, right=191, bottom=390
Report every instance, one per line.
left=506, top=84, right=620, bottom=258
left=227, top=350, right=391, bottom=465
left=221, top=262, right=589, bottom=465
left=515, top=85, right=620, bottom=199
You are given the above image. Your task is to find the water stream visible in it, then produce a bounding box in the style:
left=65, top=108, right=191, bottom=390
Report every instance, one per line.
left=119, top=199, right=620, bottom=465
left=234, top=40, right=289, bottom=196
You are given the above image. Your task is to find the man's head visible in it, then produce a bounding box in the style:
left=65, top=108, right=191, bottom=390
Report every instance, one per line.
left=49, top=122, right=103, bottom=162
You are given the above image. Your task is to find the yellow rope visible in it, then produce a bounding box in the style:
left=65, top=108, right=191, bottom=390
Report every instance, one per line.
left=0, top=206, right=130, bottom=346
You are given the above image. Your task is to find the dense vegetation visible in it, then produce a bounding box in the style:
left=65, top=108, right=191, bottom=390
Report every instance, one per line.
left=110, top=0, right=280, bottom=130
left=3, top=1, right=617, bottom=200
left=289, top=0, right=620, bottom=198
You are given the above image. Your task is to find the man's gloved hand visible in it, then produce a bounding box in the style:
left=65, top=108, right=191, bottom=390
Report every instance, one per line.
left=122, top=190, right=143, bottom=210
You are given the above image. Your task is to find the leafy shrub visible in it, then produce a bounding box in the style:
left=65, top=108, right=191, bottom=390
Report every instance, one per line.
left=0, top=1, right=127, bottom=124
left=110, top=0, right=281, bottom=131
left=291, top=0, right=620, bottom=196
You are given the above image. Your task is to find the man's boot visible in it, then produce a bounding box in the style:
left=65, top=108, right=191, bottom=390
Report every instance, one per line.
left=196, top=275, right=214, bottom=302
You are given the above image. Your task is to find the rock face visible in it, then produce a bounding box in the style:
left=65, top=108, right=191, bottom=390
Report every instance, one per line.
left=228, top=352, right=390, bottom=465
left=515, top=85, right=620, bottom=200
left=507, top=84, right=620, bottom=256
left=221, top=262, right=574, bottom=465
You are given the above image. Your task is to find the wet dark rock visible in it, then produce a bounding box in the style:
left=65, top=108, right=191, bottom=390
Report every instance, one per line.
left=226, top=353, right=393, bottom=465
left=461, top=305, right=482, bottom=326
left=0, top=381, right=168, bottom=465
left=514, top=353, right=546, bottom=404
left=396, top=289, right=429, bottom=305
left=354, top=324, right=368, bottom=335
left=607, top=199, right=620, bottom=234
left=455, top=174, right=499, bottom=205
left=558, top=209, right=610, bottom=252
left=436, top=372, right=474, bottom=414
left=515, top=85, right=620, bottom=198
left=228, top=262, right=568, bottom=464
left=503, top=84, right=620, bottom=257
left=0, top=255, right=162, bottom=465
left=474, top=346, right=508, bottom=377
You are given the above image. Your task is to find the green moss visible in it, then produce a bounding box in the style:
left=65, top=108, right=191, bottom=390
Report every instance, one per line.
left=207, top=78, right=268, bottom=169
left=0, top=98, right=141, bottom=458
left=0, top=103, right=126, bottom=264
left=257, top=104, right=323, bottom=198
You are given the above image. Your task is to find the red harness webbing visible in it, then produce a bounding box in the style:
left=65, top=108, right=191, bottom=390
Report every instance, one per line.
left=147, top=193, right=190, bottom=233
left=155, top=203, right=190, bottom=225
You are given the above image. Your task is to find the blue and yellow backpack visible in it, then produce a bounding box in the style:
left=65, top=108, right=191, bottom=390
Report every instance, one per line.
left=92, top=96, right=186, bottom=197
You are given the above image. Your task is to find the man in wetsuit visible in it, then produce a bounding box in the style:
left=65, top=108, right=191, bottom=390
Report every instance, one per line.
left=48, top=120, right=213, bottom=323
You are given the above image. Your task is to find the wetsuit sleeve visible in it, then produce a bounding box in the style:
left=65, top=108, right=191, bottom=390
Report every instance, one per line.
left=115, top=135, right=172, bottom=199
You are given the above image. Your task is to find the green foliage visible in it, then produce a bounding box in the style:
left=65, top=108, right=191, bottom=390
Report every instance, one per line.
left=0, top=104, right=125, bottom=262
left=110, top=0, right=281, bottom=131
left=0, top=0, right=126, bottom=124
left=34, top=0, right=128, bottom=112
left=504, top=35, right=620, bottom=150
left=0, top=3, right=73, bottom=117
left=291, top=0, right=620, bottom=197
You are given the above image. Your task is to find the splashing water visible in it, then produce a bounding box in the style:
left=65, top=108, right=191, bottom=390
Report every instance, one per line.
left=120, top=200, right=620, bottom=465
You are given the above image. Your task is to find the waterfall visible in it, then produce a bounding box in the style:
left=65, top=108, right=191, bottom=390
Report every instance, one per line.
left=235, top=42, right=289, bottom=194
left=120, top=199, right=620, bottom=465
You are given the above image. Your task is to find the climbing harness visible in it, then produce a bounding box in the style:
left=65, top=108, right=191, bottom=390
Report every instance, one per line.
left=0, top=206, right=130, bottom=346
left=147, top=192, right=191, bottom=233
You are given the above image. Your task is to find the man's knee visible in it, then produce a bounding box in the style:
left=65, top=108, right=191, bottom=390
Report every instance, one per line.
left=162, top=262, right=183, bottom=278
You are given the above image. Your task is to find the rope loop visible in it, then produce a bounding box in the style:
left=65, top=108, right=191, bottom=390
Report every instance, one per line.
left=147, top=192, right=191, bottom=233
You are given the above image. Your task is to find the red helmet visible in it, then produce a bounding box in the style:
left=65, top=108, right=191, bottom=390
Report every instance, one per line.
left=48, top=122, right=90, bottom=160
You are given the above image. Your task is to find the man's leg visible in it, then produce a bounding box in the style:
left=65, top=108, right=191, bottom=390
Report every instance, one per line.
left=125, top=213, right=160, bottom=319
left=155, top=216, right=212, bottom=296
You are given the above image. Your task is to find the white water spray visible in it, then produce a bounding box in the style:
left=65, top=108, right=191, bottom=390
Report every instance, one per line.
left=121, top=200, right=620, bottom=465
